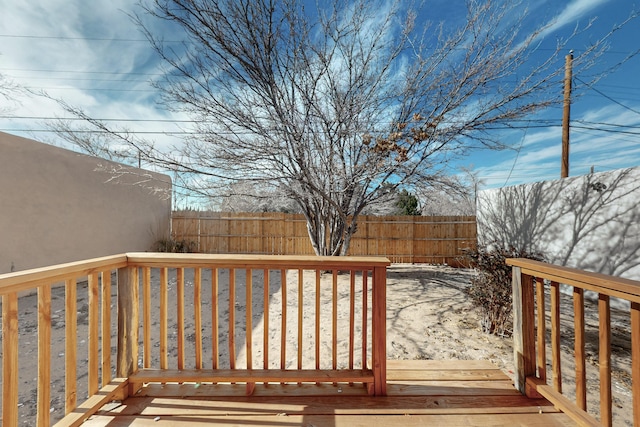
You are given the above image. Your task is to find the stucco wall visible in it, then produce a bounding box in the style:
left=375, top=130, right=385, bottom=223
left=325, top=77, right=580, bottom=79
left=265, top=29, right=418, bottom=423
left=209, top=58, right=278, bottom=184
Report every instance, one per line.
left=0, top=132, right=172, bottom=273
left=476, top=167, right=640, bottom=281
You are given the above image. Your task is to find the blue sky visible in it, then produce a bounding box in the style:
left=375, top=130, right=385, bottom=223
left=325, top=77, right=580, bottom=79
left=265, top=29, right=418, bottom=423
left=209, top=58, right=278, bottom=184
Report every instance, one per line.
left=1, top=0, right=639, bottom=193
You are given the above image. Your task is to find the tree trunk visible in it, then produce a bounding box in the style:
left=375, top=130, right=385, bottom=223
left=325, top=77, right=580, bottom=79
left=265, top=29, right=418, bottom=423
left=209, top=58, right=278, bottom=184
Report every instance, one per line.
left=301, top=204, right=360, bottom=257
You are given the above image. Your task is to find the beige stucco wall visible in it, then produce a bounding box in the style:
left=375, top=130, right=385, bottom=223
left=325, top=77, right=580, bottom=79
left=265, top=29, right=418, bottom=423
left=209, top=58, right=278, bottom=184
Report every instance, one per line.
left=477, top=167, right=640, bottom=282
left=0, top=132, right=172, bottom=273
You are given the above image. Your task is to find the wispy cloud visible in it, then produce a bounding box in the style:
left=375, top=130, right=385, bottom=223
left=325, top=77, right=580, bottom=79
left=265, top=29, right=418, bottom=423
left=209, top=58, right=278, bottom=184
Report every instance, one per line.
left=475, top=99, right=640, bottom=188
left=536, top=0, right=611, bottom=40
left=1, top=0, right=177, bottom=145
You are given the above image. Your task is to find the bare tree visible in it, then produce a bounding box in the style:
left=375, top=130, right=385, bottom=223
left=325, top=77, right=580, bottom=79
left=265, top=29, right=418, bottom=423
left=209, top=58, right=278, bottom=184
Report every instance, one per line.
left=417, top=168, right=482, bottom=216
left=47, top=118, right=138, bottom=163
left=51, top=0, right=636, bottom=256
left=361, top=183, right=402, bottom=216
left=419, top=190, right=475, bottom=216
left=219, top=181, right=300, bottom=213
left=0, top=70, right=21, bottom=113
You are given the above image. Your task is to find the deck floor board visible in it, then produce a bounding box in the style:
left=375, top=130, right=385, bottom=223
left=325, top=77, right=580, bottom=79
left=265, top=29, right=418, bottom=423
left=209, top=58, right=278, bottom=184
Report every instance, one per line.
left=78, top=361, right=577, bottom=426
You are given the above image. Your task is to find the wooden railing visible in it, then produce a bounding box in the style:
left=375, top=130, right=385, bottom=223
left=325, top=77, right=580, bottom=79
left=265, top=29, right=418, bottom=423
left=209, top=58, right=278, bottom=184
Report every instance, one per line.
left=1, top=254, right=127, bottom=427
left=0, top=253, right=389, bottom=427
left=508, top=258, right=640, bottom=427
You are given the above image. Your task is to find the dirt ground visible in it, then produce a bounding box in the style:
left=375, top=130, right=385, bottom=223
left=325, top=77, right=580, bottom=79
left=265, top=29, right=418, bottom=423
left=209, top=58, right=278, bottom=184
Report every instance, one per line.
left=2, top=264, right=633, bottom=426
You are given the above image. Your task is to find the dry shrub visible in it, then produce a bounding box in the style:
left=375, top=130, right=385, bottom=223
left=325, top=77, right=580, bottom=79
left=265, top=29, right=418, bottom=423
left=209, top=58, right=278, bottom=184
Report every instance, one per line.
left=153, top=237, right=197, bottom=253
left=464, top=245, right=543, bottom=337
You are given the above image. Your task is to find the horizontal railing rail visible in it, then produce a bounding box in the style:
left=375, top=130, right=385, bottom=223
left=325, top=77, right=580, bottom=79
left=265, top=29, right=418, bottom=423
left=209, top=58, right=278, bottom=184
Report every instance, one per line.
left=0, top=253, right=389, bottom=427
left=507, top=258, right=640, bottom=427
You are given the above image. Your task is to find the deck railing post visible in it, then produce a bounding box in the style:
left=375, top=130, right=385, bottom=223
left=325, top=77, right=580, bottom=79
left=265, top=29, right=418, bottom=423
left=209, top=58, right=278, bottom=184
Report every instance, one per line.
left=512, top=266, right=536, bottom=395
left=371, top=265, right=387, bottom=395
left=2, top=293, right=19, bottom=427
left=117, top=266, right=139, bottom=383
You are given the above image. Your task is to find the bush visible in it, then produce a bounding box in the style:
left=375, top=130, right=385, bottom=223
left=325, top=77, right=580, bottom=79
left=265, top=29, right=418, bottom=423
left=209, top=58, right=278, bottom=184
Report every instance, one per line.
left=153, top=237, right=197, bottom=253
left=464, top=245, right=543, bottom=337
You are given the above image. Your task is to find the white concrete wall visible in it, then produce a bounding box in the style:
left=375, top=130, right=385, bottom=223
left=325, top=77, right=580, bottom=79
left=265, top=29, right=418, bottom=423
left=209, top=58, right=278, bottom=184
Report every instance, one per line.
left=0, top=132, right=172, bottom=273
left=477, top=167, right=640, bottom=281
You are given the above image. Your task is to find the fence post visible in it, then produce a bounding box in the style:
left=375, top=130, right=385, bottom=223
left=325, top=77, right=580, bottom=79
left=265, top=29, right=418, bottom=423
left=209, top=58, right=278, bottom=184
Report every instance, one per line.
left=117, top=266, right=139, bottom=384
left=371, top=265, right=387, bottom=395
left=512, top=266, right=536, bottom=395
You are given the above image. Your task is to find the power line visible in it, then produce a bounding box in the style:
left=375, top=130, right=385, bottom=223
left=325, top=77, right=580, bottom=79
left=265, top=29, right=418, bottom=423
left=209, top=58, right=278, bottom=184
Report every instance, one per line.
left=478, top=161, right=631, bottom=173
left=0, top=67, right=164, bottom=76
left=0, top=129, right=198, bottom=135
left=0, top=115, right=196, bottom=123
left=594, top=83, right=640, bottom=92
left=574, top=120, right=640, bottom=129
left=4, top=76, right=151, bottom=83
left=576, top=76, right=640, bottom=116
left=571, top=124, right=640, bottom=136
left=3, top=32, right=638, bottom=56
left=0, top=34, right=183, bottom=43
left=571, top=128, right=640, bottom=144
left=3, top=125, right=639, bottom=138
left=22, top=86, right=157, bottom=93
left=1, top=118, right=639, bottom=134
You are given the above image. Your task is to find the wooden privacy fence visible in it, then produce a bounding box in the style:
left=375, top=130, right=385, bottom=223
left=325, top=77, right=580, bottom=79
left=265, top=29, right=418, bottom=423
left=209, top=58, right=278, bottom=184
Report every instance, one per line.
left=172, top=212, right=477, bottom=265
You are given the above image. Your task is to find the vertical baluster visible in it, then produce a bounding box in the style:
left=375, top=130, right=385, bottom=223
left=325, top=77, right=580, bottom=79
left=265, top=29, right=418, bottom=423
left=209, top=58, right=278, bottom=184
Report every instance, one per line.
left=332, top=270, right=338, bottom=372
left=599, top=293, right=612, bottom=427
left=212, top=268, right=219, bottom=371
left=631, top=301, right=640, bottom=426
left=229, top=268, right=236, bottom=370
left=37, top=285, right=51, bottom=427
left=142, top=267, right=151, bottom=369
left=297, top=268, right=303, bottom=374
left=88, top=272, right=100, bottom=396
left=362, top=272, right=368, bottom=370
left=65, top=278, right=77, bottom=414
left=315, top=269, right=321, bottom=379
left=280, top=269, right=287, bottom=374
left=263, top=269, right=270, bottom=371
left=246, top=268, right=253, bottom=369
left=535, top=277, right=546, bottom=382
left=160, top=268, right=168, bottom=370
left=177, top=268, right=185, bottom=371
left=194, top=268, right=203, bottom=369
left=2, top=292, right=18, bottom=427
left=349, top=271, right=356, bottom=372
left=102, top=271, right=112, bottom=386
left=550, top=281, right=562, bottom=392
left=246, top=268, right=254, bottom=394
left=574, top=287, right=586, bottom=410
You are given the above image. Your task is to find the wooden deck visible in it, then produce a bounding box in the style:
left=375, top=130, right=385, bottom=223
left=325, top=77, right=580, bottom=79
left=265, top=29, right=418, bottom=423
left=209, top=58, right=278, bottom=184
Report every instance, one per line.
left=78, top=360, right=575, bottom=426
left=9, top=254, right=623, bottom=426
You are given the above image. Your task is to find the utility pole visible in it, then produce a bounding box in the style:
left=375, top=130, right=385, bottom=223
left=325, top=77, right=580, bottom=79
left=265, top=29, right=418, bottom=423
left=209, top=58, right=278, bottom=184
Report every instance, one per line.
left=561, top=51, right=573, bottom=178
